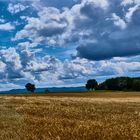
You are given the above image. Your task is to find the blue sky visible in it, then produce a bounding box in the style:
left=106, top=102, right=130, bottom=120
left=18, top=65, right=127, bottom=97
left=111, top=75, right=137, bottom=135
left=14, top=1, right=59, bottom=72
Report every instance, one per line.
left=0, top=0, right=140, bottom=91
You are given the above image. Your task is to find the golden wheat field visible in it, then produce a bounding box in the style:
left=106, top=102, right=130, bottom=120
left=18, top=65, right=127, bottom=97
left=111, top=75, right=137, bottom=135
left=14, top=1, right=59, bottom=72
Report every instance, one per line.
left=1, top=92, right=140, bottom=140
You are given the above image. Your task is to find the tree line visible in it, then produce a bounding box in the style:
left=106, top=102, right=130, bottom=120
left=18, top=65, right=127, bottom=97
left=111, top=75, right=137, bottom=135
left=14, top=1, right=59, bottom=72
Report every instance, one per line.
left=25, top=76, right=140, bottom=93
left=86, top=77, right=140, bottom=91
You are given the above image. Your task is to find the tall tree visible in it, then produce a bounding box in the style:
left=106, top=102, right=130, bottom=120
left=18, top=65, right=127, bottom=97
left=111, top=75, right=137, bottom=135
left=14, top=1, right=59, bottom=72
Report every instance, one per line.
left=86, top=79, right=98, bottom=90
left=25, top=83, right=36, bottom=93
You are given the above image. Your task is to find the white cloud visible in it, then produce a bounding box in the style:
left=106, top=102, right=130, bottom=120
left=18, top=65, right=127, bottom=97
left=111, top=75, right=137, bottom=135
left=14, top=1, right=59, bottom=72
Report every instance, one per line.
left=112, top=13, right=127, bottom=29
left=121, top=0, right=134, bottom=6
left=8, top=3, right=28, bottom=14
left=0, top=23, right=15, bottom=30
left=0, top=18, right=5, bottom=23
left=0, top=61, right=6, bottom=73
left=15, top=7, right=68, bottom=45
left=82, top=0, right=109, bottom=9
left=125, top=5, right=139, bottom=22
left=0, top=45, right=140, bottom=89
left=14, top=0, right=140, bottom=62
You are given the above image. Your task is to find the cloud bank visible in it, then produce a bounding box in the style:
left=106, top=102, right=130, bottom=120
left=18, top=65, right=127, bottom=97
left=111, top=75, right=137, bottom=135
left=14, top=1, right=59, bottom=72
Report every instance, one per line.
left=0, top=0, right=140, bottom=90
left=15, top=0, right=140, bottom=60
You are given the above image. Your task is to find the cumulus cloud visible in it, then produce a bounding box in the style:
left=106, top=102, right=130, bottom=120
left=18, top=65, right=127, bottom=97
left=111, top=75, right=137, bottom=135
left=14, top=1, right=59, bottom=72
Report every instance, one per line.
left=15, top=7, right=68, bottom=45
left=0, top=50, right=140, bottom=91
left=112, top=13, right=127, bottom=29
left=31, top=0, right=80, bottom=10
left=0, top=18, right=5, bottom=23
left=0, top=0, right=140, bottom=90
left=0, top=61, right=6, bottom=73
left=0, top=48, right=22, bottom=79
left=125, top=5, right=139, bottom=22
left=8, top=3, right=28, bottom=14
left=15, top=0, right=140, bottom=60
left=0, top=23, right=15, bottom=30
left=0, top=45, right=140, bottom=89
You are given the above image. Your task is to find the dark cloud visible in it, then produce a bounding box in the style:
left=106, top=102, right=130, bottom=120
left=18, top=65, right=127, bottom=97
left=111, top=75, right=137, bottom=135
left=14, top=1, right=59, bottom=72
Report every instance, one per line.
left=77, top=39, right=140, bottom=60
left=75, top=1, right=140, bottom=60
left=132, top=8, right=140, bottom=25
left=38, top=25, right=66, bottom=37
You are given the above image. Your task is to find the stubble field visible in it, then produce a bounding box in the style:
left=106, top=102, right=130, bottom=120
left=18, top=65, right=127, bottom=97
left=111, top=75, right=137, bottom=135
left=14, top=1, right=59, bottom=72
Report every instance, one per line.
left=0, top=92, right=140, bottom=140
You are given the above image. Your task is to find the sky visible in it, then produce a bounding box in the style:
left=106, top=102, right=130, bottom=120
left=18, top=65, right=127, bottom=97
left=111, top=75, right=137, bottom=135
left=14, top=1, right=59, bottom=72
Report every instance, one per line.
left=0, top=0, right=140, bottom=91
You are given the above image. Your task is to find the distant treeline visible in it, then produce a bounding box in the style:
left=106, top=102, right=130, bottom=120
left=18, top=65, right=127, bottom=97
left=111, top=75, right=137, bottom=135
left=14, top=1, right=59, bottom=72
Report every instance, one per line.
left=86, top=77, right=140, bottom=91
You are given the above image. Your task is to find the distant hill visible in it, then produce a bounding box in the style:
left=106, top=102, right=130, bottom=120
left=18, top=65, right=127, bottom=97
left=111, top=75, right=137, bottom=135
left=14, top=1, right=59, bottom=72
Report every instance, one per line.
left=0, top=86, right=86, bottom=94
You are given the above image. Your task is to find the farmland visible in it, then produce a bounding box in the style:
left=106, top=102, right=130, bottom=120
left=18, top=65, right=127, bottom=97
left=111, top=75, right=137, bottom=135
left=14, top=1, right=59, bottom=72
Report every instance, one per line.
left=0, top=92, right=140, bottom=140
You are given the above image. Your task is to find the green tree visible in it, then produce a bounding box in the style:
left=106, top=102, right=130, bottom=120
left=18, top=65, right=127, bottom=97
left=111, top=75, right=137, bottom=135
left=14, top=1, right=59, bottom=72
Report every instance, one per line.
left=96, top=82, right=108, bottom=90
left=96, top=77, right=139, bottom=91
left=132, top=80, right=140, bottom=91
left=86, top=79, right=98, bottom=91
left=25, top=83, right=36, bottom=93
left=45, top=88, right=49, bottom=93
left=86, top=83, right=91, bottom=90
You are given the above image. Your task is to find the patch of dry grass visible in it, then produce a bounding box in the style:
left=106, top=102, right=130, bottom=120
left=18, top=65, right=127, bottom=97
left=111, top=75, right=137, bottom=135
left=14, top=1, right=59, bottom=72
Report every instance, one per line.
left=0, top=92, right=140, bottom=139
